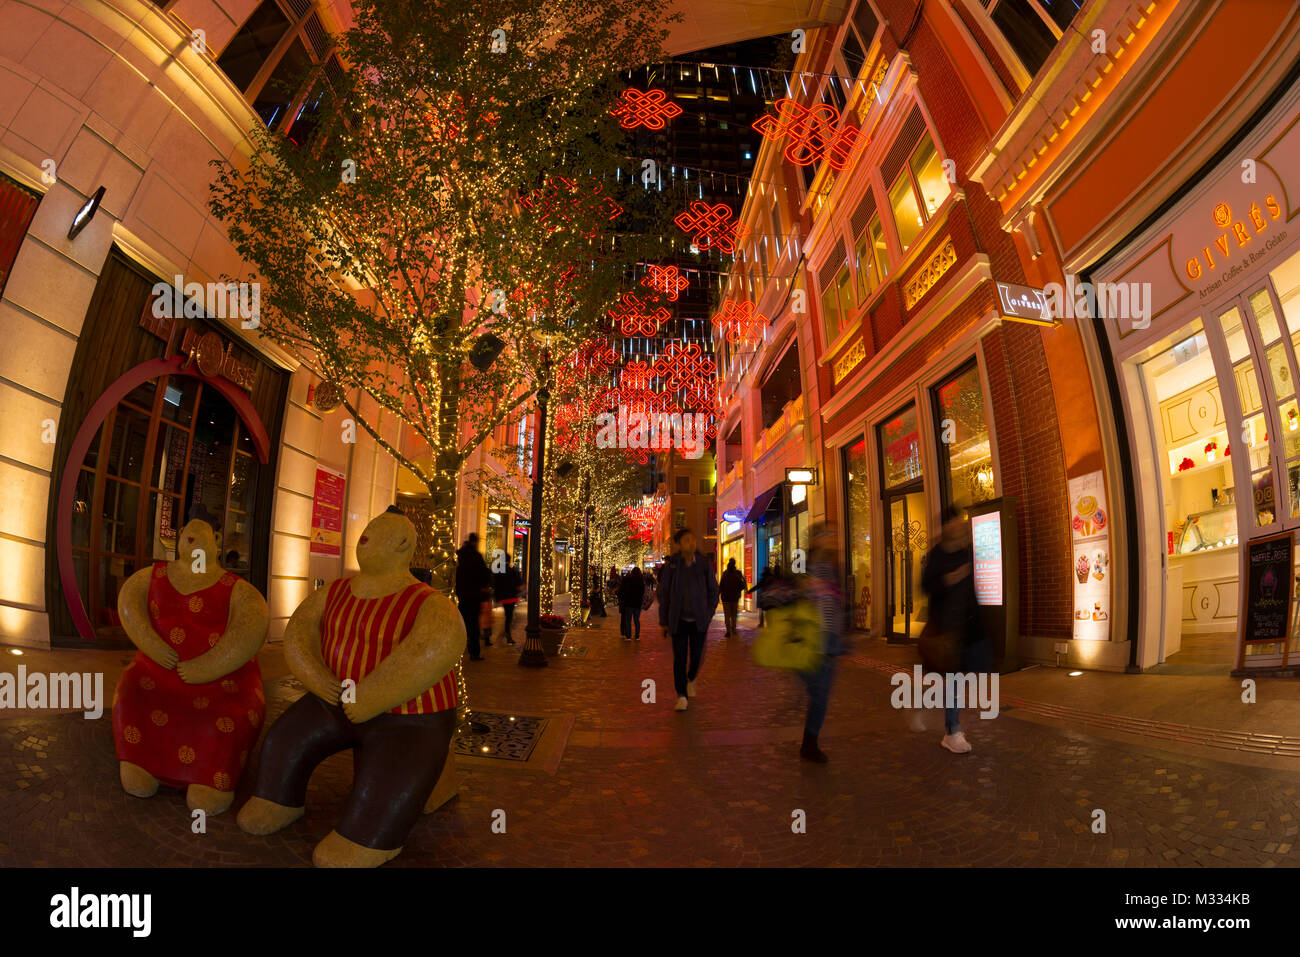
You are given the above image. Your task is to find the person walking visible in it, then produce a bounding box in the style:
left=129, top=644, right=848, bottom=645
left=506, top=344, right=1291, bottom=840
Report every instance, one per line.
left=719, top=558, right=746, bottom=638
left=493, top=553, right=523, bottom=645
left=748, top=562, right=781, bottom=627
left=618, top=566, right=646, bottom=641
left=798, top=525, right=847, bottom=763
left=657, top=528, right=720, bottom=712
left=920, top=506, right=992, bottom=754
left=455, top=533, right=493, bottom=660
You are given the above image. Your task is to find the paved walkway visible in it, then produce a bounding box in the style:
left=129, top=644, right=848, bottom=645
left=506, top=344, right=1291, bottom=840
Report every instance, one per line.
left=1, top=597, right=1299, bottom=866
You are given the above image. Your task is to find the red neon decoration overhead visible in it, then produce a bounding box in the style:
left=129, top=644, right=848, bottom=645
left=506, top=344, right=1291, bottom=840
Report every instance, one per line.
left=711, top=300, right=769, bottom=345
left=521, top=176, right=623, bottom=238
left=640, top=264, right=690, bottom=301
left=752, top=98, right=863, bottom=171
left=652, top=341, right=717, bottom=396
left=609, top=88, right=683, bottom=130
left=607, top=292, right=670, bottom=338
left=673, top=201, right=748, bottom=254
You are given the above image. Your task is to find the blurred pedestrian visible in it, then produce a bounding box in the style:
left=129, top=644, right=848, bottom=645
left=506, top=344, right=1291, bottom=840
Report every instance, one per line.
left=798, top=524, right=847, bottom=763
left=618, top=566, right=646, bottom=640
left=658, top=528, right=720, bottom=712
left=493, top=552, right=523, bottom=645
left=719, top=558, right=746, bottom=637
left=921, top=506, right=992, bottom=754
left=748, top=562, right=782, bottom=627
left=455, top=533, right=492, bottom=660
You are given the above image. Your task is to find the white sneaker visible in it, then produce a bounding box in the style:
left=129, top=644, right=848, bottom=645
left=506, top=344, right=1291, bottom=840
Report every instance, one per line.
left=908, top=709, right=927, bottom=732
left=686, top=680, right=697, bottom=697
left=674, top=696, right=688, bottom=712
left=941, top=732, right=972, bottom=754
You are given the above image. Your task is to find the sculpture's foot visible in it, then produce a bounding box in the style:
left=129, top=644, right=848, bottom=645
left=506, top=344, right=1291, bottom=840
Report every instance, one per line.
left=119, top=761, right=158, bottom=798
left=237, top=796, right=304, bottom=835
left=423, top=748, right=458, bottom=813
left=313, top=829, right=401, bottom=868
left=187, top=784, right=234, bottom=816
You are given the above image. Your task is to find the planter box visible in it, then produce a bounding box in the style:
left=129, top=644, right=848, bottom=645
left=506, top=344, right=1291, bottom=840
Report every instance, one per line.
left=539, top=626, right=565, bottom=656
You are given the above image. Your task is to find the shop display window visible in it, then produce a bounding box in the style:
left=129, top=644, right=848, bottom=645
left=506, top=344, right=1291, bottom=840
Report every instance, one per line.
left=932, top=361, right=994, bottom=512
left=879, top=404, right=923, bottom=488
left=844, top=437, right=872, bottom=629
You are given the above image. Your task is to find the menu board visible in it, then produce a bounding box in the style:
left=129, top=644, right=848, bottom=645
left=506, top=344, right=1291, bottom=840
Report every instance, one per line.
left=309, top=466, right=346, bottom=556
left=972, top=511, right=1003, bottom=606
left=1069, top=470, right=1111, bottom=639
left=1243, top=532, right=1292, bottom=646
left=744, top=543, right=754, bottom=586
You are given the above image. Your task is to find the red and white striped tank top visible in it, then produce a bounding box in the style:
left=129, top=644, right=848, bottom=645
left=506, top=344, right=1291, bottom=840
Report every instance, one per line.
left=321, top=578, right=458, bottom=715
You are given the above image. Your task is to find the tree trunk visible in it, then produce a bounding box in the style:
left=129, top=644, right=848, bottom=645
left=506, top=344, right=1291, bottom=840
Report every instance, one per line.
left=426, top=361, right=464, bottom=595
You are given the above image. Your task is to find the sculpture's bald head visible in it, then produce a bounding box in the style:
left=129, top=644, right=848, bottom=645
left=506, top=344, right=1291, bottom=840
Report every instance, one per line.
left=356, top=511, right=417, bottom=575
left=179, top=520, right=220, bottom=568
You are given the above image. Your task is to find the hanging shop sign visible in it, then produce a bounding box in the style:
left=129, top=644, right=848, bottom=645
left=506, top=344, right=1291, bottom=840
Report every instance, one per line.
left=722, top=508, right=749, bottom=524
left=1068, top=470, right=1111, bottom=639
left=995, top=281, right=1057, bottom=326
left=1242, top=532, right=1293, bottom=649
left=309, top=466, right=347, bottom=556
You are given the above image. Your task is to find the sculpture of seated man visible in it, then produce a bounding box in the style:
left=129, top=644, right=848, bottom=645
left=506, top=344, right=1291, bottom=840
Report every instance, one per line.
left=113, top=519, right=268, bottom=815
left=238, top=507, right=464, bottom=867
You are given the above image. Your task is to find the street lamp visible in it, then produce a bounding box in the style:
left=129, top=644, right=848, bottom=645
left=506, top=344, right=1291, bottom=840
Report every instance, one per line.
left=520, top=349, right=552, bottom=669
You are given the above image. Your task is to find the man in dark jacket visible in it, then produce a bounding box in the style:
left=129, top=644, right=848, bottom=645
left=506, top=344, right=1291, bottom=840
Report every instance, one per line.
left=617, top=567, right=646, bottom=640
left=493, top=553, right=523, bottom=645
left=658, top=528, right=720, bottom=712
left=920, top=507, right=992, bottom=754
left=718, top=558, right=746, bottom=638
left=455, top=533, right=492, bottom=659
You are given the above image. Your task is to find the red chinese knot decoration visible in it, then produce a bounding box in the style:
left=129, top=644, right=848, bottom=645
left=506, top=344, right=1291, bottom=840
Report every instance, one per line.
left=711, top=300, right=768, bottom=345
left=609, top=88, right=683, bottom=130
left=673, top=201, right=748, bottom=254
left=752, top=99, right=863, bottom=171
left=521, top=176, right=623, bottom=238
left=607, top=292, right=670, bottom=338
left=640, top=264, right=690, bottom=301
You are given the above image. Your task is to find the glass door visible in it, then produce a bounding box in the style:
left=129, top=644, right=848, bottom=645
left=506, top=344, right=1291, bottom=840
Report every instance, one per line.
left=884, top=489, right=928, bottom=640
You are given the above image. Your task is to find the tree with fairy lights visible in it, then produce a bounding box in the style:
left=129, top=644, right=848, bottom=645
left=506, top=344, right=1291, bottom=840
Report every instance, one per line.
left=209, top=0, right=673, bottom=590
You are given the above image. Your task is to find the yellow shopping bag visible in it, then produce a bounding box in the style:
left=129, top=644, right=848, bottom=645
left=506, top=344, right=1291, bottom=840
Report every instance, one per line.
left=751, top=600, right=824, bottom=674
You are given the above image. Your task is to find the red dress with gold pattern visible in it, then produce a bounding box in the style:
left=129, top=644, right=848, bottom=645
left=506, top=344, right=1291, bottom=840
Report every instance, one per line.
left=112, top=563, right=265, bottom=791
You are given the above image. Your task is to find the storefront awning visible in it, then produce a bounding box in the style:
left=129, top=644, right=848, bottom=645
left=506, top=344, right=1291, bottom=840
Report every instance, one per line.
left=746, top=483, right=783, bottom=524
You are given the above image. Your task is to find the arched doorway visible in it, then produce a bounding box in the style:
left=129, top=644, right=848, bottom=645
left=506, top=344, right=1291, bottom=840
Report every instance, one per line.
left=56, top=356, right=271, bottom=641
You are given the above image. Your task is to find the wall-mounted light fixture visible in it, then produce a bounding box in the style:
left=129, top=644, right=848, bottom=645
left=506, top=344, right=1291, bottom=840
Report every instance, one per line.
left=785, top=467, right=817, bottom=485
left=67, top=186, right=106, bottom=241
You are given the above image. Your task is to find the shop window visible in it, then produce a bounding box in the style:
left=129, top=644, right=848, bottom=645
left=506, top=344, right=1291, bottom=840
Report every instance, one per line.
left=879, top=404, right=923, bottom=488
left=1216, top=305, right=1275, bottom=527
left=979, top=0, right=1081, bottom=80
left=888, top=132, right=950, bottom=252
left=933, top=361, right=994, bottom=511
left=844, top=437, right=873, bottom=629
left=216, top=1, right=293, bottom=94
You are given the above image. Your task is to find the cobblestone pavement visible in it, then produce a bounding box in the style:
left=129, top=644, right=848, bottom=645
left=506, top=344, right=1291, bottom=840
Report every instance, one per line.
left=1, top=602, right=1299, bottom=867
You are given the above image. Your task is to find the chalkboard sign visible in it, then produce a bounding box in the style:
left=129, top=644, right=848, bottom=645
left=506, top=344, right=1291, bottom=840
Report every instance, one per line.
left=1244, top=532, right=1293, bottom=645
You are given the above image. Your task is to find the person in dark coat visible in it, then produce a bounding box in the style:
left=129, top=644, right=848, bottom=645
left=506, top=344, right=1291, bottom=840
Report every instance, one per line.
left=657, top=528, right=720, bottom=712
left=617, top=567, right=646, bottom=640
left=493, top=553, right=523, bottom=645
left=920, top=506, right=992, bottom=754
left=748, top=563, right=782, bottom=627
left=455, top=533, right=493, bottom=659
left=718, top=558, right=746, bottom=638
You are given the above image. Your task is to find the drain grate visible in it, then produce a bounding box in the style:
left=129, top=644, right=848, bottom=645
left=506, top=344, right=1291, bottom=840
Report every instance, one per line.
left=455, top=712, right=548, bottom=762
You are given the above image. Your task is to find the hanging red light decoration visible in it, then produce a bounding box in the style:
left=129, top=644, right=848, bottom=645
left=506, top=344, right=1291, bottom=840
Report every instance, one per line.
left=607, top=292, right=670, bottom=338
left=752, top=98, right=863, bottom=171
left=711, top=300, right=769, bottom=345
left=622, top=499, right=667, bottom=541
left=652, top=341, right=717, bottom=395
left=521, top=176, right=623, bottom=238
left=640, top=264, right=690, bottom=301
left=673, top=201, right=748, bottom=254
left=609, top=88, right=683, bottom=130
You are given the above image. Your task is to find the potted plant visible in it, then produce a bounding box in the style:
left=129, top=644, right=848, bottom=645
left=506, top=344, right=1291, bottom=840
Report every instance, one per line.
left=1204, top=439, right=1218, bottom=462
left=539, top=613, right=566, bottom=656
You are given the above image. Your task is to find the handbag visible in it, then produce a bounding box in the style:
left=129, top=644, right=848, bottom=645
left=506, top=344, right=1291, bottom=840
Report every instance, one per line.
left=751, top=599, right=824, bottom=674
left=479, top=600, right=493, bottom=631
left=641, top=591, right=654, bottom=611
left=917, top=617, right=960, bottom=673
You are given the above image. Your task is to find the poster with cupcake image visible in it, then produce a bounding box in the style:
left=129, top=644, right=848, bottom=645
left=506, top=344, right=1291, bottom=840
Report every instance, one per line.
left=1069, top=470, right=1111, bottom=640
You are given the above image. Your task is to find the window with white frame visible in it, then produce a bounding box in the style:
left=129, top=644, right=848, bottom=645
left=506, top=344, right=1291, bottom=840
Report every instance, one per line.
left=887, top=131, right=951, bottom=252
left=975, top=0, right=1083, bottom=80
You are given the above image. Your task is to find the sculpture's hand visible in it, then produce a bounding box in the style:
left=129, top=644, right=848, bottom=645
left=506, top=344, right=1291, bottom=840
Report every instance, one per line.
left=341, top=683, right=383, bottom=724
left=176, top=656, right=217, bottom=685
left=144, top=645, right=179, bottom=670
